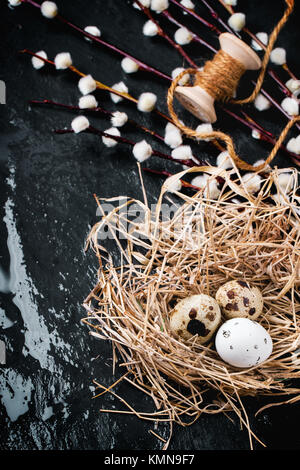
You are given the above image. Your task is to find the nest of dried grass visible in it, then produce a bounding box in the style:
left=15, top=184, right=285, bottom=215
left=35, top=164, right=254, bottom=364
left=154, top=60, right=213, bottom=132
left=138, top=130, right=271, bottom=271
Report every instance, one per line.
left=83, top=165, right=300, bottom=448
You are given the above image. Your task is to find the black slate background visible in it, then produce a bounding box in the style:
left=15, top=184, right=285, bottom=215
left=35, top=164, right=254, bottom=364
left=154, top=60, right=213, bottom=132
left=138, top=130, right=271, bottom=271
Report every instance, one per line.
left=0, top=0, right=299, bottom=451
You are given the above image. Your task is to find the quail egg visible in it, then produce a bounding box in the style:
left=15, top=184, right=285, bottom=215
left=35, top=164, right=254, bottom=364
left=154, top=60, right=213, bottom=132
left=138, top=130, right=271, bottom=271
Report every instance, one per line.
left=169, top=294, right=221, bottom=344
left=215, top=317, right=273, bottom=368
left=216, top=280, right=263, bottom=320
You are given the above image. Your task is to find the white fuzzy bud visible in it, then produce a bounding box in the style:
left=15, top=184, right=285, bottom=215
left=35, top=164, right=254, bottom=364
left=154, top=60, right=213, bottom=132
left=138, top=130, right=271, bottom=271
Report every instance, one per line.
left=281, top=97, right=299, bottom=116
left=241, top=173, right=262, bottom=194
left=216, top=151, right=233, bottom=170
left=8, top=0, right=21, bottom=6
left=110, top=81, right=128, bottom=103
left=204, top=179, right=220, bottom=199
left=195, top=123, right=213, bottom=142
left=54, top=52, right=72, bottom=70
left=251, top=129, right=261, bottom=140
left=143, top=20, right=159, bottom=37
left=164, top=131, right=182, bottom=149
left=78, top=95, right=98, bottom=109
left=171, top=67, right=190, bottom=85
left=174, top=27, right=193, bottom=45
left=133, top=0, right=151, bottom=8
left=84, top=26, right=101, bottom=41
left=164, top=176, right=182, bottom=193
left=71, top=116, right=90, bottom=134
left=78, top=75, right=97, bottom=95
left=180, top=0, right=195, bottom=9
left=164, top=123, right=182, bottom=149
left=132, top=140, right=153, bottom=162
left=272, top=193, right=289, bottom=205
left=41, top=1, right=58, bottom=19
left=137, top=92, right=157, bottom=112
left=285, top=79, right=300, bottom=96
left=31, top=50, right=47, bottom=70
left=102, top=127, right=120, bottom=147
left=286, top=135, right=300, bottom=154
left=191, top=175, right=208, bottom=188
left=277, top=172, right=296, bottom=193
left=251, top=32, right=268, bottom=51
left=165, top=122, right=181, bottom=134
left=171, top=145, right=192, bottom=160
left=253, top=159, right=268, bottom=168
left=150, top=0, right=169, bottom=13
left=191, top=174, right=220, bottom=199
left=121, top=57, right=139, bottom=74
left=228, top=13, right=246, bottom=32
left=254, top=93, right=271, bottom=111
left=270, top=47, right=286, bottom=65
left=111, top=111, right=128, bottom=128
left=224, top=0, right=237, bottom=5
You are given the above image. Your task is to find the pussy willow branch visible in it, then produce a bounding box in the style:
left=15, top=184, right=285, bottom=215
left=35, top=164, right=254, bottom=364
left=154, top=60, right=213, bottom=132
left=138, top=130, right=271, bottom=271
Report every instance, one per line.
left=251, top=79, right=300, bottom=131
left=29, top=99, right=166, bottom=143
left=19, top=5, right=298, bottom=164
left=217, top=0, right=299, bottom=82
left=198, top=0, right=240, bottom=37
left=22, top=49, right=224, bottom=157
left=21, top=0, right=298, bottom=137
left=268, top=69, right=300, bottom=103
left=134, top=0, right=198, bottom=67
left=54, top=127, right=207, bottom=168
left=161, top=9, right=217, bottom=53
left=21, top=50, right=172, bottom=123
left=168, top=0, right=222, bottom=35
left=20, top=0, right=171, bottom=81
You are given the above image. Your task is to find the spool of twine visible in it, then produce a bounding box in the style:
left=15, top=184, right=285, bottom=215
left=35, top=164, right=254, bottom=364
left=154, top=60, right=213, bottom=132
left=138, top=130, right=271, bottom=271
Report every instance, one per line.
left=167, top=0, right=299, bottom=172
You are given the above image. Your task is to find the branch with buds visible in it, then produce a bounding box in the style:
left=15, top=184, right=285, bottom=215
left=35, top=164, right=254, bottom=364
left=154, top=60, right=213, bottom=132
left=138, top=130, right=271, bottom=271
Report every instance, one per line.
left=9, top=0, right=300, bottom=197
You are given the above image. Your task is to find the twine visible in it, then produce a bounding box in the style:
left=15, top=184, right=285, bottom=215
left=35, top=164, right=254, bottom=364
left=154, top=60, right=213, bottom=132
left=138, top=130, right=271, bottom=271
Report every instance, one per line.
left=167, top=0, right=298, bottom=172
left=195, top=49, right=246, bottom=102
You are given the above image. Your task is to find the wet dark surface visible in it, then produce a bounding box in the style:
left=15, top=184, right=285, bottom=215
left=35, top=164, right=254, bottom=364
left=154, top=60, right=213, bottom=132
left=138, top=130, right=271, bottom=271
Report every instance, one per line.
left=0, top=0, right=299, bottom=450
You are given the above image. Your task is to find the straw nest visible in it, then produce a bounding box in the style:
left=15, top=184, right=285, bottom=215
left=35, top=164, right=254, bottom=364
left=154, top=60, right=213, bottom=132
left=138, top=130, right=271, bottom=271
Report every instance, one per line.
left=83, top=165, right=300, bottom=448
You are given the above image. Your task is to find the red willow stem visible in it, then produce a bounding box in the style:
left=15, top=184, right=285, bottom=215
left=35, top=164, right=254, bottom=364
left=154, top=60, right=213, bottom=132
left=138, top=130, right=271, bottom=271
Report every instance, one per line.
left=169, top=0, right=222, bottom=35
left=268, top=69, right=300, bottom=105
left=54, top=126, right=203, bottom=167
left=198, top=0, right=240, bottom=37
left=252, top=80, right=300, bottom=132
left=29, top=99, right=166, bottom=143
left=161, top=10, right=217, bottom=53
left=240, top=111, right=274, bottom=138
left=133, top=0, right=198, bottom=67
left=20, top=0, right=171, bottom=82
left=268, top=70, right=291, bottom=96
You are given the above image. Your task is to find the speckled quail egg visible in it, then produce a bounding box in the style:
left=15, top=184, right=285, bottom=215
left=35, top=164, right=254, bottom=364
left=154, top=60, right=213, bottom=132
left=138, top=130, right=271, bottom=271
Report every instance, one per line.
left=215, top=317, right=273, bottom=368
left=215, top=280, right=263, bottom=320
left=169, top=294, right=221, bottom=344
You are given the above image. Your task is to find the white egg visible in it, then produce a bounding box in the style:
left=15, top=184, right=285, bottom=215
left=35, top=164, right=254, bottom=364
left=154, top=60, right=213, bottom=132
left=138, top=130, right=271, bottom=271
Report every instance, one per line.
left=215, top=318, right=273, bottom=368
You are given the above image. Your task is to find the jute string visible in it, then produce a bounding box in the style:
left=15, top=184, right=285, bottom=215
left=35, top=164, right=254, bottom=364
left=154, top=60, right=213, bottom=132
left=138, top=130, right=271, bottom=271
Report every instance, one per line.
left=195, top=49, right=246, bottom=102
left=167, top=0, right=298, bottom=172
